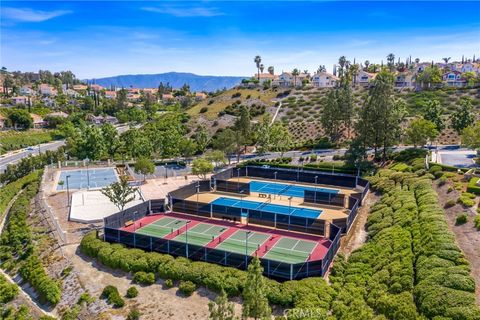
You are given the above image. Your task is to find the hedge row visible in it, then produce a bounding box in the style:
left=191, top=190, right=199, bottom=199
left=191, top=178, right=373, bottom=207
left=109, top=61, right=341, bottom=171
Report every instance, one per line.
left=80, top=232, right=334, bottom=312
left=467, top=177, right=480, bottom=195
left=242, top=160, right=357, bottom=174
left=337, top=169, right=480, bottom=319
left=0, top=273, right=18, bottom=304
left=0, top=173, right=62, bottom=305
left=0, top=171, right=42, bottom=216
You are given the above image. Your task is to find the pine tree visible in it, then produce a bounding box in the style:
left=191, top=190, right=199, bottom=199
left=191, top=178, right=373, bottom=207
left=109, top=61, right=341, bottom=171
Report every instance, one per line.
left=208, top=289, right=238, bottom=320
left=242, top=257, right=271, bottom=320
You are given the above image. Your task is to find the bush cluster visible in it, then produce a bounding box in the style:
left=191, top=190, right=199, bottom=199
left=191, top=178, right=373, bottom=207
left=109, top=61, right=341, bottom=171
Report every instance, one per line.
left=359, top=169, right=480, bottom=319
left=1, top=174, right=62, bottom=305
left=458, top=192, right=476, bottom=207
left=467, top=177, right=480, bottom=195
left=474, top=215, right=480, bottom=230
left=178, top=280, right=196, bottom=296
left=126, top=286, right=138, bottom=298
left=0, top=130, right=53, bottom=154
left=0, top=274, right=18, bottom=303
left=80, top=232, right=334, bottom=309
left=100, top=285, right=125, bottom=308
left=455, top=214, right=468, bottom=225
left=133, top=271, right=155, bottom=285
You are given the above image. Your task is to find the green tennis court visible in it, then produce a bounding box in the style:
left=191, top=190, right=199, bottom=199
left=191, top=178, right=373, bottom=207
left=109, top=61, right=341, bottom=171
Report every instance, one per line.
left=216, top=230, right=270, bottom=255
left=136, top=217, right=187, bottom=238
left=173, top=223, right=227, bottom=246
left=263, top=237, right=317, bottom=264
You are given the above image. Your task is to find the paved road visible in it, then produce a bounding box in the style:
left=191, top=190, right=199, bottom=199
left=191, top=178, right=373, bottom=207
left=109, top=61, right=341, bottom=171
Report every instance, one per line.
left=0, top=140, right=65, bottom=173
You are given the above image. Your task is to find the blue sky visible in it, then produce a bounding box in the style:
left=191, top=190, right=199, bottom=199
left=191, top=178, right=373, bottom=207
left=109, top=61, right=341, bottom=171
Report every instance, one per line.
left=1, top=1, right=479, bottom=79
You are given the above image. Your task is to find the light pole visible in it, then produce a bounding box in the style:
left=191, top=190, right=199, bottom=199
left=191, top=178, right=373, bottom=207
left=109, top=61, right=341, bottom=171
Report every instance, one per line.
left=274, top=171, right=277, bottom=180
left=314, top=176, right=318, bottom=203
left=288, top=196, right=292, bottom=229
left=196, top=182, right=200, bottom=211
left=85, top=157, right=90, bottom=189
left=66, top=175, right=71, bottom=221
left=245, top=231, right=251, bottom=266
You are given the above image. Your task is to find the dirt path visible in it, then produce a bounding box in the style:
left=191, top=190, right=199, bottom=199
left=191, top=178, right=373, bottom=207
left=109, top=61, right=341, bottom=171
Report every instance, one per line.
left=435, top=182, right=480, bottom=305
left=63, top=243, right=243, bottom=319
left=338, top=192, right=378, bottom=258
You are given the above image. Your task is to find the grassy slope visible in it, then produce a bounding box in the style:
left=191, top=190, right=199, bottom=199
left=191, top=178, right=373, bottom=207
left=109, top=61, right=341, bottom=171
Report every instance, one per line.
left=0, top=130, right=54, bottom=154
left=188, top=88, right=279, bottom=120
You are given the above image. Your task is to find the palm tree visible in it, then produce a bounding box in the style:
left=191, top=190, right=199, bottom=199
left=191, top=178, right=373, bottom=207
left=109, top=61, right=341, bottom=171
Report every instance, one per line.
left=317, top=65, right=326, bottom=73
left=415, top=58, right=420, bottom=64
left=349, top=64, right=359, bottom=86
left=292, top=68, right=300, bottom=87
left=387, top=53, right=395, bottom=71
left=260, top=64, right=265, bottom=74
left=364, top=60, right=370, bottom=71
left=254, top=56, right=262, bottom=80
left=443, top=57, right=451, bottom=64
left=267, top=66, right=274, bottom=75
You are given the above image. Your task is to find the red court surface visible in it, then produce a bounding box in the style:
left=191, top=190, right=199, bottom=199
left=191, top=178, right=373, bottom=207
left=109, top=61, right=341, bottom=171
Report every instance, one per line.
left=120, top=212, right=331, bottom=262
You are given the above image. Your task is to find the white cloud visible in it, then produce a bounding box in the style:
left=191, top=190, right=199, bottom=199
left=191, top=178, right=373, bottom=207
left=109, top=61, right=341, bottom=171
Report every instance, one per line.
left=141, top=5, right=224, bottom=17
left=1, top=7, right=72, bottom=22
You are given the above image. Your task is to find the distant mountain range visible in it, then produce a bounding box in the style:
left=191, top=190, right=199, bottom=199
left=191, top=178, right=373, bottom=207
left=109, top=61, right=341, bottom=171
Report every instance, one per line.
left=85, top=72, right=246, bottom=92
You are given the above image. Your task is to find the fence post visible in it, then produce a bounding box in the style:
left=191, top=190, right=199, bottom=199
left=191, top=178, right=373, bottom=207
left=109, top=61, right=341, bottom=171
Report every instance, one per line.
left=290, top=264, right=293, bottom=280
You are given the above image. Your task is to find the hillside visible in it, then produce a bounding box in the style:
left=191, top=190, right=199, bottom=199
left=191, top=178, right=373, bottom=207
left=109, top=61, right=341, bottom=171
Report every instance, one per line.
left=190, top=86, right=480, bottom=146
left=85, top=72, right=246, bottom=92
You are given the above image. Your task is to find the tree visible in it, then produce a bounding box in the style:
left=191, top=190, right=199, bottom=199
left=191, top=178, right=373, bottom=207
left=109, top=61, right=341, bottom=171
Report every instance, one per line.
left=386, top=53, right=395, bottom=71
left=234, top=105, right=252, bottom=158
left=195, top=125, right=210, bottom=154
left=208, top=288, right=237, bottom=320
left=269, top=122, right=293, bottom=157
left=74, top=125, right=106, bottom=160
left=101, top=123, right=121, bottom=160
left=8, top=109, right=33, bottom=129
left=416, top=65, right=442, bottom=88
left=267, top=66, right=274, bottom=75
left=191, top=157, right=214, bottom=180
left=405, top=118, right=438, bottom=147
left=205, top=150, right=227, bottom=168
left=179, top=138, right=198, bottom=159
left=423, top=99, right=445, bottom=132
left=101, top=176, right=137, bottom=211
left=292, top=68, right=300, bottom=87
left=443, top=57, right=451, bottom=64
left=134, top=157, right=155, bottom=181
left=254, top=56, right=262, bottom=80
left=242, top=257, right=271, bottom=320
left=213, top=128, right=237, bottom=163
left=321, top=89, right=342, bottom=144
left=460, top=122, right=480, bottom=152
left=450, top=97, right=475, bottom=133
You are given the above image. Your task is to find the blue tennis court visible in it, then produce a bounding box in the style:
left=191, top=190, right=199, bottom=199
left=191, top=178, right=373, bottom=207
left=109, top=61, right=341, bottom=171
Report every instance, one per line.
left=250, top=180, right=339, bottom=198
left=57, top=168, right=118, bottom=190
left=211, top=197, right=322, bottom=219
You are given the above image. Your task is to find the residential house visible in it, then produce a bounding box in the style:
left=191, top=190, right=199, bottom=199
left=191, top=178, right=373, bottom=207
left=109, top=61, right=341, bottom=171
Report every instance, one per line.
left=277, top=72, right=293, bottom=87
left=64, top=89, right=80, bottom=98
left=90, top=84, right=104, bottom=92
left=395, top=71, right=415, bottom=88
left=20, top=86, right=35, bottom=96
left=42, top=97, right=56, bottom=107
left=255, top=73, right=275, bottom=85
left=295, top=73, right=310, bottom=87
left=104, top=115, right=118, bottom=125
left=195, top=92, right=207, bottom=100
left=39, top=84, right=56, bottom=96
left=73, top=84, right=88, bottom=91
left=311, top=72, right=338, bottom=88
left=458, top=62, right=479, bottom=73
left=104, top=90, right=117, bottom=99
left=162, top=93, right=174, bottom=101
left=443, top=71, right=466, bottom=87
left=30, top=113, right=45, bottom=129
left=12, top=96, right=30, bottom=106
left=355, top=71, right=377, bottom=86
left=87, top=114, right=118, bottom=125
left=48, top=111, right=69, bottom=118
left=414, top=62, right=432, bottom=73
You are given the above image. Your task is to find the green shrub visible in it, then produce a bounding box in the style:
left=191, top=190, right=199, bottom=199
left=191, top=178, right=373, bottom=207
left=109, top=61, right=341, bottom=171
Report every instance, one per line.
left=178, top=280, right=196, bottom=296
left=100, top=285, right=125, bottom=308
left=455, top=214, right=468, bottom=225
left=0, top=274, right=18, bottom=303
left=467, top=177, right=480, bottom=195
left=77, top=292, right=94, bottom=305
left=438, top=176, right=447, bottom=186
left=61, top=305, right=81, bottom=320
left=429, top=165, right=442, bottom=174
left=458, top=193, right=476, bottom=207
left=444, top=199, right=456, bottom=208
left=433, top=171, right=444, bottom=179
left=164, top=279, right=174, bottom=288
left=199, top=107, right=208, bottom=113
left=474, top=215, right=480, bottom=230
left=126, top=286, right=138, bottom=298
left=447, top=186, right=453, bottom=193
left=133, top=271, right=155, bottom=285
left=127, top=308, right=141, bottom=320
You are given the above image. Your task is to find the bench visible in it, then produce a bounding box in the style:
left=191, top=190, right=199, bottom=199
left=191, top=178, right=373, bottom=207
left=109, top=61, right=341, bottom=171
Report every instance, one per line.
left=124, top=220, right=134, bottom=227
